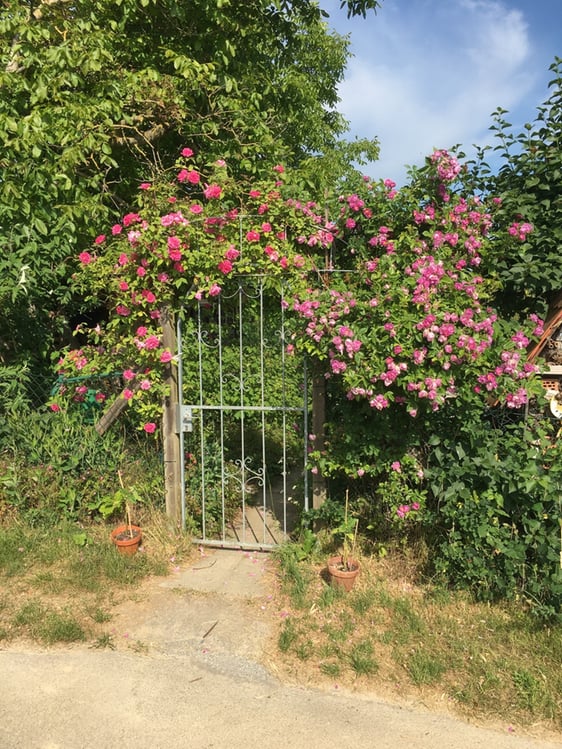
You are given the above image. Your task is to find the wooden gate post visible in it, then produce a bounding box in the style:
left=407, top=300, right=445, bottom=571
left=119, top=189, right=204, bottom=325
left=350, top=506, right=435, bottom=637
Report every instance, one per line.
left=312, top=365, right=327, bottom=510
left=161, top=308, right=182, bottom=524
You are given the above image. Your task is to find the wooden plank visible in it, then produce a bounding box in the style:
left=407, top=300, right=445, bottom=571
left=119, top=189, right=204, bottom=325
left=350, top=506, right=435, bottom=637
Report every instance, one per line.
left=94, top=381, right=139, bottom=435
left=227, top=504, right=288, bottom=547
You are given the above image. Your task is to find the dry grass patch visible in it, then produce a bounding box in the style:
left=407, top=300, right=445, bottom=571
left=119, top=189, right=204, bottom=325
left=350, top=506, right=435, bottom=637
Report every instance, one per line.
left=269, top=549, right=562, bottom=739
left=0, top=507, right=194, bottom=647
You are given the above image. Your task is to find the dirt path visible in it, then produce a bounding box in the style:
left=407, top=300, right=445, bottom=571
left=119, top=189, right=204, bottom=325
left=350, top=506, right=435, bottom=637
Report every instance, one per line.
left=1, top=549, right=561, bottom=749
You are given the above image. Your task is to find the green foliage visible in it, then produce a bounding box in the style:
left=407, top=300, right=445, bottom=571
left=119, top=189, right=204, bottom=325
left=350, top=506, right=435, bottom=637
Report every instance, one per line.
left=183, top=440, right=241, bottom=537
left=0, top=0, right=377, bottom=377
left=180, top=283, right=305, bottom=476
left=469, top=57, right=562, bottom=316
left=291, top=528, right=319, bottom=561
left=424, top=411, right=562, bottom=617
left=93, top=486, right=144, bottom=520
left=274, top=542, right=313, bottom=608
left=278, top=618, right=299, bottom=653
left=0, top=406, right=162, bottom=524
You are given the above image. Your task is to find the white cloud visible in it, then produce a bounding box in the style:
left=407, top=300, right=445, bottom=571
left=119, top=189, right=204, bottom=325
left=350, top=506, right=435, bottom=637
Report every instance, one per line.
left=333, top=0, right=535, bottom=183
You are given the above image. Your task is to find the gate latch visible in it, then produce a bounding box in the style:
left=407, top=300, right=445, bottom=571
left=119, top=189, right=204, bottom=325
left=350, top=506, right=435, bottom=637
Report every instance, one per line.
left=177, top=405, right=193, bottom=433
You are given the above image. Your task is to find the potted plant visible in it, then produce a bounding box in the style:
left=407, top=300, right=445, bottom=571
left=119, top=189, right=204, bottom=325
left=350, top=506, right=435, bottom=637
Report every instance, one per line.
left=327, top=490, right=360, bottom=592
left=109, top=471, right=143, bottom=555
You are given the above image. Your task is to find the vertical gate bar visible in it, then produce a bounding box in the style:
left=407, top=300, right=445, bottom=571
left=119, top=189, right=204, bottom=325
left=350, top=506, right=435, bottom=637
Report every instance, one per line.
left=280, top=280, right=288, bottom=536
left=259, top=278, right=267, bottom=544
left=177, top=313, right=186, bottom=530
left=238, top=281, right=247, bottom=543
left=217, top=293, right=227, bottom=542
left=303, top=355, right=309, bottom=513
left=197, top=301, right=207, bottom=541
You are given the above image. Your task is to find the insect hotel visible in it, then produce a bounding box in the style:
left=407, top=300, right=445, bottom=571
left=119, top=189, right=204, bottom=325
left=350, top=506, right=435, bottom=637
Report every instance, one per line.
left=527, top=292, right=562, bottom=419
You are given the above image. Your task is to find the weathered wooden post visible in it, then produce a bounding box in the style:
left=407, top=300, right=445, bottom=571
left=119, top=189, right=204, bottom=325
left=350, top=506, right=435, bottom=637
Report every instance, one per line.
left=161, top=307, right=182, bottom=524
left=312, top=364, right=327, bottom=510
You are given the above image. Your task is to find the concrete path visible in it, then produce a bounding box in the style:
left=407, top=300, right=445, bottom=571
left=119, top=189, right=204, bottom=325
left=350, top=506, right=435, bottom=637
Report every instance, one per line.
left=1, top=549, right=561, bottom=749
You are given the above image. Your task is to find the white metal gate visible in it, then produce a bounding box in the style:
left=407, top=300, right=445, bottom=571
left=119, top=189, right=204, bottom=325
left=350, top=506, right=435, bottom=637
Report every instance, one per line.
left=177, top=277, right=309, bottom=550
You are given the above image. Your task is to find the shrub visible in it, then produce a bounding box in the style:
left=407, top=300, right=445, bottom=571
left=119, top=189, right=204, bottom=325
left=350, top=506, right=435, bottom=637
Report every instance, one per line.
left=424, top=409, right=562, bottom=618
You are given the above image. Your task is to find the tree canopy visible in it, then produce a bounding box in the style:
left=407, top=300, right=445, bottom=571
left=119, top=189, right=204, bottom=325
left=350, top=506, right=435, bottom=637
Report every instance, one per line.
left=469, top=57, right=562, bottom=317
left=0, top=0, right=379, bottom=378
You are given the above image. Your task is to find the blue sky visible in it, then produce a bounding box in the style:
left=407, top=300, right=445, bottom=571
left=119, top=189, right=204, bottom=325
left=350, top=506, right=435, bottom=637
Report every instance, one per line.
left=321, top=0, right=562, bottom=183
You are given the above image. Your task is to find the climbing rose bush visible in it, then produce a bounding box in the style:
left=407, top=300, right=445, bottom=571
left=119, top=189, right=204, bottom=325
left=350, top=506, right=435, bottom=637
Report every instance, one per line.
left=52, top=147, right=543, bottom=453
left=51, top=149, right=323, bottom=430
left=288, top=149, right=542, bottom=421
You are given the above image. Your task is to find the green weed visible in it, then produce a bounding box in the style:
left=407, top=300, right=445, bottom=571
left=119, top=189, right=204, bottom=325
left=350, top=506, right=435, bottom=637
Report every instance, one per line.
left=278, top=619, right=298, bottom=653
left=89, top=606, right=112, bottom=624
left=40, top=612, right=85, bottom=644
left=91, top=633, right=115, bottom=650
left=350, top=589, right=377, bottom=615
left=320, top=662, right=341, bottom=677
left=349, top=639, right=378, bottom=676
left=407, top=650, right=446, bottom=685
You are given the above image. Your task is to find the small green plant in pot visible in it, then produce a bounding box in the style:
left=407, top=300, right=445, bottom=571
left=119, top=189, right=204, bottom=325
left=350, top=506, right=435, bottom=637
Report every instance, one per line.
left=327, top=490, right=360, bottom=591
left=108, top=471, right=143, bottom=555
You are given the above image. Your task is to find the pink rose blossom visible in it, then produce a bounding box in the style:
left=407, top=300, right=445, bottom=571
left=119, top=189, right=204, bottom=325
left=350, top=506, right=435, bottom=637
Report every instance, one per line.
left=122, top=212, right=141, bottom=227
left=144, top=335, right=161, bottom=350
left=218, top=260, right=233, bottom=275
left=225, top=246, right=240, bottom=261
left=143, top=422, right=157, bottom=434
left=203, top=183, right=222, bottom=199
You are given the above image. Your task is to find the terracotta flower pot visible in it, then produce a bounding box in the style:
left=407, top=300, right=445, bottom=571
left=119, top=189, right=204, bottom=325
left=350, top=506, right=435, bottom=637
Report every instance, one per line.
left=110, top=524, right=142, bottom=556
left=327, top=555, right=360, bottom=592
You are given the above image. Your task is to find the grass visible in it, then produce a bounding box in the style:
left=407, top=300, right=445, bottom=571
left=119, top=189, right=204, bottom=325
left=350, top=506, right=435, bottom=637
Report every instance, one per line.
left=2, top=513, right=562, bottom=740
left=0, top=508, right=192, bottom=646
left=270, top=549, right=562, bottom=738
